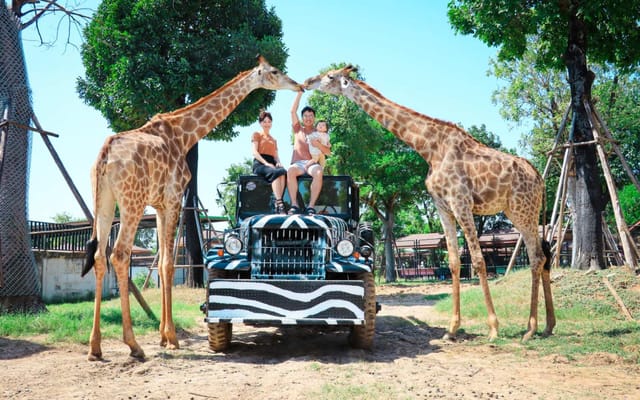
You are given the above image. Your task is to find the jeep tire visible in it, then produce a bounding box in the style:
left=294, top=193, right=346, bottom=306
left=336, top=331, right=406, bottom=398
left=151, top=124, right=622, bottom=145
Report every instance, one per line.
left=348, top=272, right=376, bottom=349
left=207, top=269, right=233, bottom=352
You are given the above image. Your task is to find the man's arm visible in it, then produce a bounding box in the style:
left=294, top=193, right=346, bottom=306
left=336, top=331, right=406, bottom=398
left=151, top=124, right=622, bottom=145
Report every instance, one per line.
left=312, top=134, right=331, bottom=156
left=291, top=90, right=303, bottom=128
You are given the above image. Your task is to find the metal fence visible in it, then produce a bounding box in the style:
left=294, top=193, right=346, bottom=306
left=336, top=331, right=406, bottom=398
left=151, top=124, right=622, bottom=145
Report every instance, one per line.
left=0, top=4, right=41, bottom=309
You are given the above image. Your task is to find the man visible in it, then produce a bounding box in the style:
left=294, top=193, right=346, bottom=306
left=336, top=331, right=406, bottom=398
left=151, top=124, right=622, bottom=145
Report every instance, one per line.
left=287, top=90, right=331, bottom=215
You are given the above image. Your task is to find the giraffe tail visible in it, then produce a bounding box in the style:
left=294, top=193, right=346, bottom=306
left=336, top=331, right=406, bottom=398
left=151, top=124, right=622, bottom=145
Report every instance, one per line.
left=542, top=239, right=552, bottom=271
left=81, top=137, right=111, bottom=278
left=82, top=238, right=98, bottom=277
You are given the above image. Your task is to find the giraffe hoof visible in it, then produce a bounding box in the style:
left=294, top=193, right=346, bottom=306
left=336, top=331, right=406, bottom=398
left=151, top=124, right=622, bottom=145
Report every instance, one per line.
left=160, top=338, right=179, bottom=350
left=129, top=348, right=146, bottom=361
left=164, top=342, right=179, bottom=350
left=521, top=330, right=535, bottom=342
left=442, top=333, right=456, bottom=342
left=87, top=352, right=103, bottom=362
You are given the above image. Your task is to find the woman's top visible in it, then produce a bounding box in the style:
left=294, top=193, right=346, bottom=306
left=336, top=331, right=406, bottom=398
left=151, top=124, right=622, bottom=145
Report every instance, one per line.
left=252, top=131, right=278, bottom=158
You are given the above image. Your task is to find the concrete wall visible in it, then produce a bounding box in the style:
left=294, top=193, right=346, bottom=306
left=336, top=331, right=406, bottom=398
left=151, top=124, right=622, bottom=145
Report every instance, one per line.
left=33, top=251, right=117, bottom=302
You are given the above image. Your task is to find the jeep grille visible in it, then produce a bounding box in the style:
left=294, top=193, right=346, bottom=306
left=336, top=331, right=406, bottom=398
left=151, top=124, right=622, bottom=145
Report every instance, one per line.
left=251, top=228, right=328, bottom=279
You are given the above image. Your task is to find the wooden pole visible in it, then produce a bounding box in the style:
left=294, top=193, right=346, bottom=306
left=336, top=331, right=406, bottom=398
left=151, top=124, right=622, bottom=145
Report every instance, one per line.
left=31, top=114, right=94, bottom=223
left=602, top=275, right=634, bottom=321
left=592, top=107, right=640, bottom=193
left=584, top=101, right=638, bottom=271
left=128, top=279, right=156, bottom=320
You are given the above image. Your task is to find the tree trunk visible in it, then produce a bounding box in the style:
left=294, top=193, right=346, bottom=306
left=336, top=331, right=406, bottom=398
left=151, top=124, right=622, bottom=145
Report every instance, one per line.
left=184, top=143, right=204, bottom=287
left=564, top=6, right=605, bottom=270
left=0, top=3, right=45, bottom=313
left=383, top=210, right=396, bottom=282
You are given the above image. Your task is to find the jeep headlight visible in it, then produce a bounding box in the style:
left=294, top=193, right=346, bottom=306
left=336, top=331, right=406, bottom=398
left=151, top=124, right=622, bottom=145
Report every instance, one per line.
left=336, top=239, right=355, bottom=257
left=224, top=234, right=242, bottom=255
left=360, top=244, right=373, bottom=258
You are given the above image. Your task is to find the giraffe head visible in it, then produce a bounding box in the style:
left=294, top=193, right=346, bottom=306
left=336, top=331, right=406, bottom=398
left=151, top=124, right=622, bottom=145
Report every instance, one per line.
left=304, top=65, right=358, bottom=95
left=252, top=55, right=303, bottom=91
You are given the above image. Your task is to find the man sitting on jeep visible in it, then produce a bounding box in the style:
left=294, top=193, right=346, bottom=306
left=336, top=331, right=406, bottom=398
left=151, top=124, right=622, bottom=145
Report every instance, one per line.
left=287, top=91, right=331, bottom=215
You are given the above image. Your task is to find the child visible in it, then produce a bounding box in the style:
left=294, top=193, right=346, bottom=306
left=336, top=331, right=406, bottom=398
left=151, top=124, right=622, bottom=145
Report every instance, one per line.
left=305, top=120, right=330, bottom=170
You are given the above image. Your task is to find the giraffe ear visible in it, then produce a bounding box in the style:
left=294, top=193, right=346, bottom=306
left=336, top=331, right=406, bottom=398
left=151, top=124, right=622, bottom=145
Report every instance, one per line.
left=340, top=76, right=350, bottom=89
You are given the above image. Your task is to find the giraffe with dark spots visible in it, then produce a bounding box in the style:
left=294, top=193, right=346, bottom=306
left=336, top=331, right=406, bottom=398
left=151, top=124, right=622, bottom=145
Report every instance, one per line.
left=305, top=65, right=554, bottom=342
left=82, top=56, right=301, bottom=361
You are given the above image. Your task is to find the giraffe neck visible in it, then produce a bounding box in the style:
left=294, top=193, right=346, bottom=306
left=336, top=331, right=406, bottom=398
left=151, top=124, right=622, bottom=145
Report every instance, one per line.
left=157, top=69, right=255, bottom=153
left=346, top=80, right=465, bottom=166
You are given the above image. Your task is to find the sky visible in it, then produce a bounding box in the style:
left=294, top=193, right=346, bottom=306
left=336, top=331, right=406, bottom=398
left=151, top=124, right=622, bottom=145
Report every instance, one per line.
left=20, top=0, right=526, bottom=222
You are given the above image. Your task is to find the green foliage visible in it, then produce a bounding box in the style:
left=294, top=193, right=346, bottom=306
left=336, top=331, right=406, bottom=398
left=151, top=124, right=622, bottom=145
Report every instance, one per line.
left=134, top=227, right=157, bottom=251
left=132, top=272, right=155, bottom=289
left=611, top=184, right=640, bottom=226
left=448, top=1, right=640, bottom=71
left=78, top=0, right=288, bottom=138
left=217, top=159, right=252, bottom=223
left=52, top=212, right=78, bottom=223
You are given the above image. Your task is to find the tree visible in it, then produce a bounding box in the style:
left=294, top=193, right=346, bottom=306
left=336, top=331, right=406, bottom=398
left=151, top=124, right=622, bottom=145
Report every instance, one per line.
left=77, top=0, right=289, bottom=286
left=308, top=64, right=430, bottom=282
left=1, top=1, right=90, bottom=313
left=448, top=1, right=640, bottom=270
left=490, top=41, right=640, bottom=231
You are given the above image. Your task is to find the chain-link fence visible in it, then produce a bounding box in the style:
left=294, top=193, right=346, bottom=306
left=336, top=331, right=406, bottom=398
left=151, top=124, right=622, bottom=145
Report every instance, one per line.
left=0, top=3, right=45, bottom=313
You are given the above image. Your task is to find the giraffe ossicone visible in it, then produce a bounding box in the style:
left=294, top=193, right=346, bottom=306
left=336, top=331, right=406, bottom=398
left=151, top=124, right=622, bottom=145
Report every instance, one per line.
left=83, top=56, right=301, bottom=361
left=305, top=65, right=555, bottom=342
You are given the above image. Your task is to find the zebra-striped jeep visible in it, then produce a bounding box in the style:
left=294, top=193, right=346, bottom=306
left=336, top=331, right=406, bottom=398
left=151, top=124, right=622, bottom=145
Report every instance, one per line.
left=203, top=175, right=377, bottom=351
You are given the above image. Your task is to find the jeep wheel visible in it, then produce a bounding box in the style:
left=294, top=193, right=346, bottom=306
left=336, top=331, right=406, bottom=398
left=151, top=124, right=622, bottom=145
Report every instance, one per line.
left=348, top=272, right=376, bottom=349
left=208, top=322, right=232, bottom=352
left=207, top=268, right=233, bottom=352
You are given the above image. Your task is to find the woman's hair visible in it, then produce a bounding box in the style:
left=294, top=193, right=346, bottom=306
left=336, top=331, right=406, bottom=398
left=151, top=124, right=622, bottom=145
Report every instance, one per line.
left=258, top=110, right=273, bottom=122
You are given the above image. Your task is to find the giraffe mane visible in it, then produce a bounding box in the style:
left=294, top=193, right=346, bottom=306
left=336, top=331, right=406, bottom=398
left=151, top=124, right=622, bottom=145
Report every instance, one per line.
left=161, top=69, right=253, bottom=117
left=353, top=79, right=465, bottom=132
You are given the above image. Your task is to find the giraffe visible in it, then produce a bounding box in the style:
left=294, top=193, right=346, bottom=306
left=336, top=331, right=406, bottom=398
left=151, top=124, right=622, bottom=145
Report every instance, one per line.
left=304, top=66, right=555, bottom=342
left=82, top=56, right=301, bottom=361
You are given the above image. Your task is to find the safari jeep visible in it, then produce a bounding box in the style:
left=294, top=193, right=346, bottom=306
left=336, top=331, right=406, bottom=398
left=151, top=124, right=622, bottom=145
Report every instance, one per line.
left=202, top=175, right=377, bottom=351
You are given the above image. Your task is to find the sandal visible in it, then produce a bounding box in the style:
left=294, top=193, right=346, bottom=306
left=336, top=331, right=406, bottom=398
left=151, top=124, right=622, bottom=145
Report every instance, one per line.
left=287, top=205, right=301, bottom=215
left=275, top=199, right=286, bottom=214
left=304, top=207, right=316, bottom=215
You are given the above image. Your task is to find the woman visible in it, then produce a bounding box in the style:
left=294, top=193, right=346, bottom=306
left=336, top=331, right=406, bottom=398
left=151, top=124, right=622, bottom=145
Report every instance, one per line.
left=251, top=110, right=287, bottom=214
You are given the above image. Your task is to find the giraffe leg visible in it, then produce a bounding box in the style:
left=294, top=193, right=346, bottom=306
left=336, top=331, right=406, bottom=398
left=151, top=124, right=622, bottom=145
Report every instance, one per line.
left=88, top=250, right=106, bottom=361
left=109, top=205, right=147, bottom=360
left=156, top=209, right=179, bottom=350
left=521, top=233, right=542, bottom=342
left=436, top=208, right=462, bottom=341
left=87, top=191, right=115, bottom=361
left=110, top=243, right=145, bottom=360
left=540, top=242, right=556, bottom=337
left=520, top=232, right=555, bottom=341
left=457, top=213, right=499, bottom=341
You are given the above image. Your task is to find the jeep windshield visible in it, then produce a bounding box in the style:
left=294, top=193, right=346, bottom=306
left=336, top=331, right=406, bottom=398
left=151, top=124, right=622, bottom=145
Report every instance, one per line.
left=235, top=175, right=358, bottom=224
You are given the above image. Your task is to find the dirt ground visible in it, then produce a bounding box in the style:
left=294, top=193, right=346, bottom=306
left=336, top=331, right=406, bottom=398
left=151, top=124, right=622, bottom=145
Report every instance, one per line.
left=2, top=283, right=639, bottom=400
